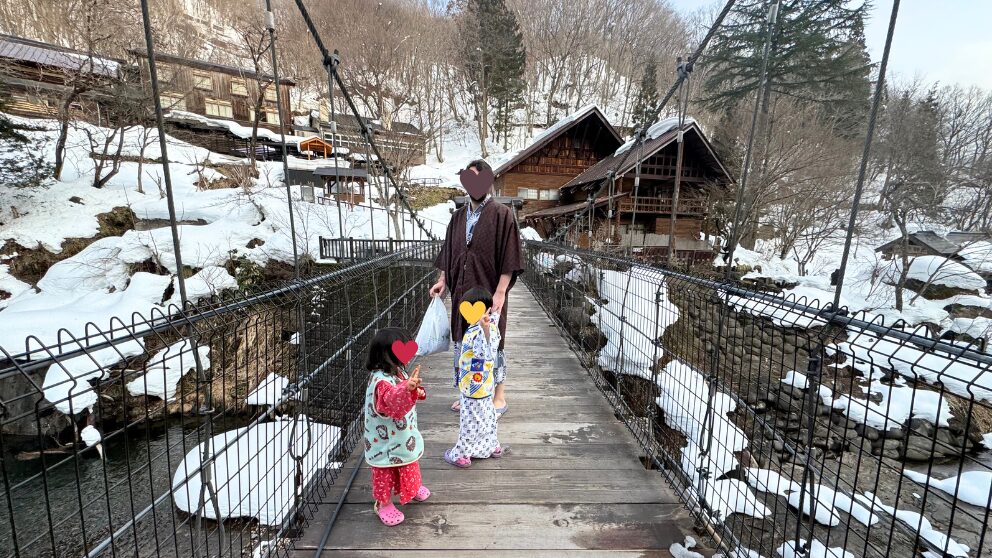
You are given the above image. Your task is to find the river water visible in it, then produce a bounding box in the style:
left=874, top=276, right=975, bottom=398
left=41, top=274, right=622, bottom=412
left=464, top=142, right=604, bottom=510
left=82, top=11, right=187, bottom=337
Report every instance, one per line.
left=1, top=416, right=253, bottom=558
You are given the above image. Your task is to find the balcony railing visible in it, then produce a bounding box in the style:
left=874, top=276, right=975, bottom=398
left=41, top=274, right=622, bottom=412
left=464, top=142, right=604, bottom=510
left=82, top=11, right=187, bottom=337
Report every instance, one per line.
left=617, top=196, right=708, bottom=215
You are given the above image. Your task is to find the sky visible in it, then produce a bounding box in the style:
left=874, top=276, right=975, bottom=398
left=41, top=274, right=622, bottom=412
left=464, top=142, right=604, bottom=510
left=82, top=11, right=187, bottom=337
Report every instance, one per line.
left=666, top=0, right=992, bottom=90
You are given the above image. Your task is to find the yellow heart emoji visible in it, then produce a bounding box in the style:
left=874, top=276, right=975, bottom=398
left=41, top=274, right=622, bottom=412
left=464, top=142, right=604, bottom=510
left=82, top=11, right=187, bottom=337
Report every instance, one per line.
left=459, top=301, right=487, bottom=324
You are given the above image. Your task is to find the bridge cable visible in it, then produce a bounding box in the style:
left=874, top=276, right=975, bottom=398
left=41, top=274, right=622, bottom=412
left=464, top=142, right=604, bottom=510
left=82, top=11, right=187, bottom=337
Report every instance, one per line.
left=721, top=0, right=780, bottom=279
left=263, top=0, right=302, bottom=280
left=291, top=0, right=438, bottom=242
left=548, top=0, right=738, bottom=246
left=135, top=0, right=226, bottom=555
left=832, top=0, right=900, bottom=309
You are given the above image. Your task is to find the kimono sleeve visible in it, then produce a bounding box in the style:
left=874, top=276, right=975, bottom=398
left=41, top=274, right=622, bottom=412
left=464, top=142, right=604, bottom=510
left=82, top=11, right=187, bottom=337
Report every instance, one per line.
left=433, top=210, right=458, bottom=274
left=496, top=206, right=525, bottom=288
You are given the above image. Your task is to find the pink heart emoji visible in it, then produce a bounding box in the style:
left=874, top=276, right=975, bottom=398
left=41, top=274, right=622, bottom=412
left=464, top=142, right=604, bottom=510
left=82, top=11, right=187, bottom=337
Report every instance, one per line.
left=391, top=340, right=418, bottom=365
left=459, top=167, right=494, bottom=199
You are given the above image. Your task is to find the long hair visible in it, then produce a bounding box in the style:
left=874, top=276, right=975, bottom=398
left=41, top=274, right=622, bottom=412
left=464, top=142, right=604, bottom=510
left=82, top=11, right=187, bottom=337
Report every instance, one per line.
left=365, top=327, right=412, bottom=376
left=460, top=286, right=493, bottom=331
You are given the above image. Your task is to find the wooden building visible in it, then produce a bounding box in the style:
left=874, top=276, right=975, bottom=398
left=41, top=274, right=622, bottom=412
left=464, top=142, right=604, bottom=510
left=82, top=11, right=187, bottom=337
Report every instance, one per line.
left=293, top=110, right=427, bottom=167
left=129, top=49, right=294, bottom=128
left=494, top=105, right=623, bottom=215
left=313, top=167, right=369, bottom=205
left=525, top=120, right=732, bottom=263
left=0, top=34, right=130, bottom=123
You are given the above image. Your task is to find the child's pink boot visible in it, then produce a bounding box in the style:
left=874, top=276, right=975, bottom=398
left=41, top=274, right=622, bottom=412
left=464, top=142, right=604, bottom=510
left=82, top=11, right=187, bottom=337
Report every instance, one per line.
left=374, top=501, right=404, bottom=526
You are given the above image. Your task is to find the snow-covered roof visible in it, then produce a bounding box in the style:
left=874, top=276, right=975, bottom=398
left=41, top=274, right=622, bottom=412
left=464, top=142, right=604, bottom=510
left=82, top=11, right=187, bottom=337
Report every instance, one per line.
left=494, top=104, right=621, bottom=177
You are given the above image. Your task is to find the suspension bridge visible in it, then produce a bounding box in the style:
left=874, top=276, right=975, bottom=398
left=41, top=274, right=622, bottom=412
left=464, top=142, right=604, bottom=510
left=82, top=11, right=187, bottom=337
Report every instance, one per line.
left=4, top=0, right=992, bottom=557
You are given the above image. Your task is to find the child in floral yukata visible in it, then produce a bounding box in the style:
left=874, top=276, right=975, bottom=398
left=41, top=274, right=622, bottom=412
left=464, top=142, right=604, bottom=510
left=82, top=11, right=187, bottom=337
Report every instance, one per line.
left=362, top=328, right=430, bottom=526
left=444, top=287, right=506, bottom=468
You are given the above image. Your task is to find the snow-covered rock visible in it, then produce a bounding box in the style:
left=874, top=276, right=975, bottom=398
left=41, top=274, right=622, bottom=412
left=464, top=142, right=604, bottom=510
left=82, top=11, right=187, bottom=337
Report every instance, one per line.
left=42, top=340, right=145, bottom=414
left=172, top=416, right=340, bottom=525
left=246, top=373, right=291, bottom=407
left=126, top=339, right=210, bottom=401
left=884, top=256, right=987, bottom=293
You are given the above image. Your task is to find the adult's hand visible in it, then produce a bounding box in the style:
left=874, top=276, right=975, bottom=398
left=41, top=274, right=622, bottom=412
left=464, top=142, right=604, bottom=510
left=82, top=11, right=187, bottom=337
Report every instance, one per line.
left=429, top=278, right=445, bottom=297
left=492, top=289, right=506, bottom=316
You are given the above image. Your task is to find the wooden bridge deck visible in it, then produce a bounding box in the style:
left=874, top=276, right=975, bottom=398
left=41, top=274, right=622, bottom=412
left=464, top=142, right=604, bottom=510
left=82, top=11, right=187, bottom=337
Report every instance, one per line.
left=292, top=285, right=703, bottom=557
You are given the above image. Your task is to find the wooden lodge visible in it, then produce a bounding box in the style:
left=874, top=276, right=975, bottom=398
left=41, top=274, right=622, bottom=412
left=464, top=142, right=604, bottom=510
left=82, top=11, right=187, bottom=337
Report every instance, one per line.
left=293, top=110, right=427, bottom=167
left=0, top=34, right=131, bottom=124
left=519, top=115, right=732, bottom=264
left=494, top=105, right=623, bottom=215
left=312, top=167, right=370, bottom=205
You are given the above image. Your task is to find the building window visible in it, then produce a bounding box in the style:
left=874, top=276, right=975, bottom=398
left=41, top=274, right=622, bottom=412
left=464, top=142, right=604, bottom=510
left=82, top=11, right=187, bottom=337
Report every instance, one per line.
left=158, top=66, right=174, bottom=83
left=160, top=94, right=187, bottom=111
left=264, top=87, right=278, bottom=102
left=265, top=110, right=280, bottom=125
left=539, top=189, right=559, bottom=201
left=231, top=78, right=248, bottom=96
left=517, top=188, right=539, bottom=200
left=193, top=71, right=212, bottom=91
left=205, top=99, right=233, bottom=118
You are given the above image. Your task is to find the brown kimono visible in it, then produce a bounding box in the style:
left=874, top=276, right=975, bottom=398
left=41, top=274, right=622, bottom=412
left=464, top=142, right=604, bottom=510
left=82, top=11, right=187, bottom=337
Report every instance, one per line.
left=434, top=201, right=524, bottom=351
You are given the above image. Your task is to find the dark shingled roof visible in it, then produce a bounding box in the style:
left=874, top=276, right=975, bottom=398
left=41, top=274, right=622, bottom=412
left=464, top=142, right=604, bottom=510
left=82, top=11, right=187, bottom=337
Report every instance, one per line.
left=560, top=122, right=732, bottom=191
left=876, top=231, right=970, bottom=257
left=0, top=34, right=122, bottom=77
left=494, top=105, right=622, bottom=177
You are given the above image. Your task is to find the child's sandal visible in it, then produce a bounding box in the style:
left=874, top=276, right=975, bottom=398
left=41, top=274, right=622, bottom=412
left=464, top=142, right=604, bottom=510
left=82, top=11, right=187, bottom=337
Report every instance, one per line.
left=413, top=485, right=431, bottom=502
left=443, top=449, right=471, bottom=468
left=490, top=446, right=508, bottom=459
left=374, top=501, right=405, bottom=526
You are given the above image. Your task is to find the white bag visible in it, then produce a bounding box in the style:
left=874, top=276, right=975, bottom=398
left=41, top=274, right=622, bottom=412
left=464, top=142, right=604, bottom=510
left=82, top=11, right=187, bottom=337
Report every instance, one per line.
left=415, top=297, right=451, bottom=355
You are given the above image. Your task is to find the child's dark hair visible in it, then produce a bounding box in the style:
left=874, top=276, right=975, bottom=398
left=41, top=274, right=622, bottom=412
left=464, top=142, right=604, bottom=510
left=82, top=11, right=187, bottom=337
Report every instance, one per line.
left=365, top=327, right=412, bottom=374
left=461, top=287, right=493, bottom=329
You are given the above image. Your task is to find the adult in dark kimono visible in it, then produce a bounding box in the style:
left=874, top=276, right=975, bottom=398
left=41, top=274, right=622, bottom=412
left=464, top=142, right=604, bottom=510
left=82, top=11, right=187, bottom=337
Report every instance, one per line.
left=431, top=159, right=524, bottom=415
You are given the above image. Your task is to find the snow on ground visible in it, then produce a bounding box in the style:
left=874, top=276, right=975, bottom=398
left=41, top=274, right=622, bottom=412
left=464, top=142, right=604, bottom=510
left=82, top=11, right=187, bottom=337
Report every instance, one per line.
left=172, top=416, right=340, bottom=526
left=745, top=467, right=879, bottom=528
left=80, top=424, right=102, bottom=447
left=903, top=469, right=992, bottom=509
left=126, top=338, right=211, bottom=401
left=0, top=114, right=453, bottom=355
left=882, top=255, right=987, bottom=292
left=856, top=491, right=969, bottom=557
left=670, top=536, right=705, bottom=558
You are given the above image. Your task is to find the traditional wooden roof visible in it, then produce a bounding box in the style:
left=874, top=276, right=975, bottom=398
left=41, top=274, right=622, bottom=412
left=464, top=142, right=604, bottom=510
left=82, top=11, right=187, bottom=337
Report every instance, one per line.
left=494, top=105, right=622, bottom=178
left=876, top=231, right=972, bottom=258
left=0, top=34, right=123, bottom=77
left=561, top=121, right=732, bottom=191
left=129, top=49, right=295, bottom=85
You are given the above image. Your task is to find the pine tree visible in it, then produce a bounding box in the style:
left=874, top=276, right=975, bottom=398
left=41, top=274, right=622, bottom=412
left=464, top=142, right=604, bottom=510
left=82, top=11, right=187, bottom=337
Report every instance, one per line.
left=702, top=0, right=871, bottom=119
left=456, top=0, right=527, bottom=152
left=631, top=60, right=660, bottom=132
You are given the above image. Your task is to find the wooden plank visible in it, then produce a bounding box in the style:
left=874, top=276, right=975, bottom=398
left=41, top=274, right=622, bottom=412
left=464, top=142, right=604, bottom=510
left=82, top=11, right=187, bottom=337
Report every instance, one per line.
left=342, top=468, right=680, bottom=505
left=299, top=551, right=683, bottom=558
left=296, top=503, right=694, bottom=551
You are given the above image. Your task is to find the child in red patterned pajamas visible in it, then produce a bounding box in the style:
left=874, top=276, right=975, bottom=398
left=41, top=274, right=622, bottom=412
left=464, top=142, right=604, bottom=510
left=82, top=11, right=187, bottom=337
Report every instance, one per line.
left=363, top=328, right=430, bottom=526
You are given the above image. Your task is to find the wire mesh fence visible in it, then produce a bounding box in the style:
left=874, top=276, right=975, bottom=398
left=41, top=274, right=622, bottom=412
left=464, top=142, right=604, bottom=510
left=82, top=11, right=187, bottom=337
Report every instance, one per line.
left=523, top=240, right=992, bottom=558
left=0, top=243, right=437, bottom=558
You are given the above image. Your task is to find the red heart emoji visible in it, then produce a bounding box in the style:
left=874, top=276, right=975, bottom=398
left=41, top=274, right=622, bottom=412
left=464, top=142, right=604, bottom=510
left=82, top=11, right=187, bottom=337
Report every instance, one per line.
left=459, top=167, right=495, bottom=199
left=391, top=340, right=418, bottom=365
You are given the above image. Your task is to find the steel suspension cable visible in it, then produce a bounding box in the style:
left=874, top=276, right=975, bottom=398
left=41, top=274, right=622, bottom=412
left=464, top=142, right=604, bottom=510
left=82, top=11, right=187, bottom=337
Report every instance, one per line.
left=722, top=0, right=780, bottom=279
left=263, top=0, right=301, bottom=280
left=291, top=0, right=438, bottom=242
left=832, top=0, right=900, bottom=309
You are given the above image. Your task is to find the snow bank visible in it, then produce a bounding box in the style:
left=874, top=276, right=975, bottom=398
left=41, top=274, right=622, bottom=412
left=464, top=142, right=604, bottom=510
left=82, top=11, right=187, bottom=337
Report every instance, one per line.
left=883, top=256, right=987, bottom=292
left=172, top=416, right=340, bottom=525
left=903, top=469, right=992, bottom=509
left=168, top=111, right=286, bottom=143
left=856, top=492, right=969, bottom=557
left=171, top=266, right=238, bottom=303
left=246, top=373, right=290, bottom=407
left=776, top=539, right=854, bottom=558
left=43, top=340, right=145, bottom=414
left=126, top=339, right=210, bottom=401
left=594, top=267, right=678, bottom=380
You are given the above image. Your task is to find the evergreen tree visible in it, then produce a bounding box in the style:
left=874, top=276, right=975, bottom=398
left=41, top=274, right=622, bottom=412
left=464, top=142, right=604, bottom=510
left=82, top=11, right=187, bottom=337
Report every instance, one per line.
left=456, top=0, right=527, bottom=152
left=631, top=59, right=660, bottom=132
left=0, top=83, right=50, bottom=188
left=702, top=0, right=871, bottom=120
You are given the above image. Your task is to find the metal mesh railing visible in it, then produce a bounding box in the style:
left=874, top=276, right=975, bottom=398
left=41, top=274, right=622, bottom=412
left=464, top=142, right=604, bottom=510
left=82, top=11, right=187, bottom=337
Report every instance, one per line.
left=523, top=240, right=992, bottom=558
left=0, top=243, right=437, bottom=558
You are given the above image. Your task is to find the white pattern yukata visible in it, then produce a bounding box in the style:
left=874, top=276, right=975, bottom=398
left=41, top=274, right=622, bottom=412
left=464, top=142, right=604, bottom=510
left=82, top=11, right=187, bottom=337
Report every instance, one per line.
left=448, top=315, right=501, bottom=459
